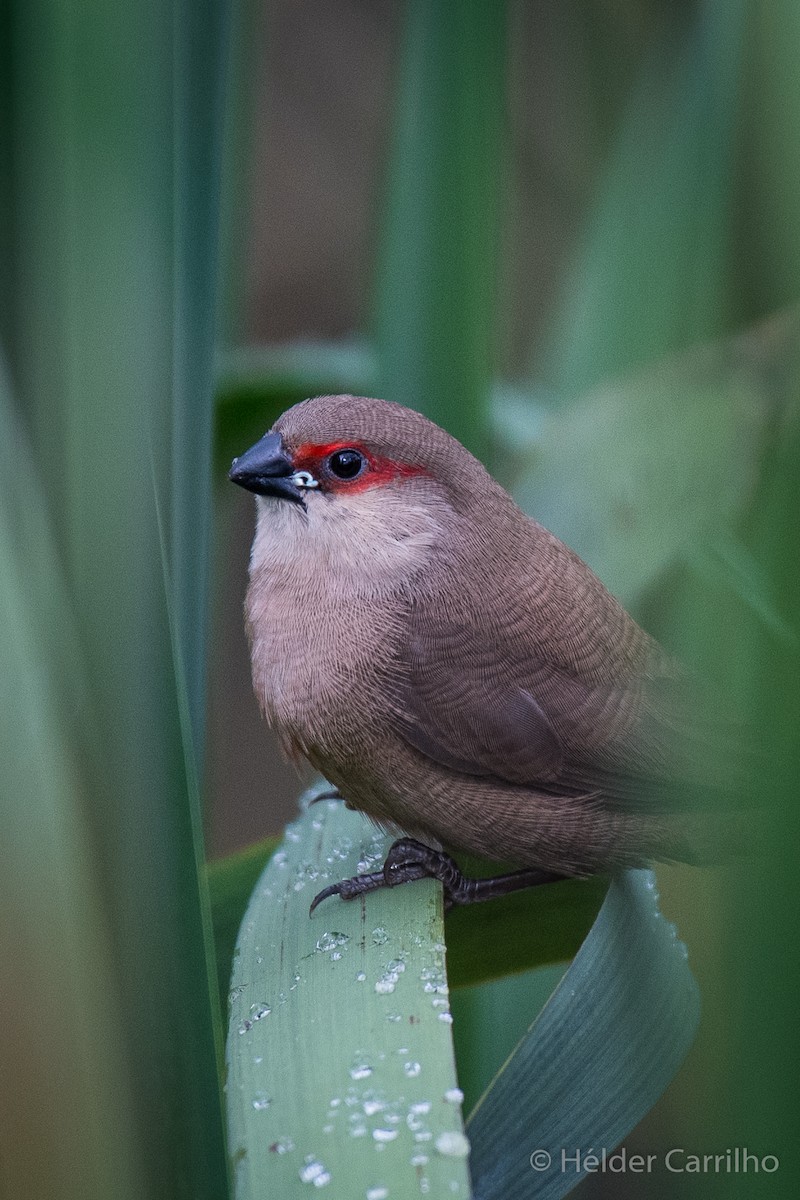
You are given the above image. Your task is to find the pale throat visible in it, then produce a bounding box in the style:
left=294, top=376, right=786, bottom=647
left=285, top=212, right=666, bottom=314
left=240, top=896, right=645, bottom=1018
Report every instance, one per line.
left=250, top=488, right=443, bottom=596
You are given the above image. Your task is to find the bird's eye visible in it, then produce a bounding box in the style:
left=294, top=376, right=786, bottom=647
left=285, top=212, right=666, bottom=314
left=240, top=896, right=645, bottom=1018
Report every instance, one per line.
left=327, top=448, right=365, bottom=480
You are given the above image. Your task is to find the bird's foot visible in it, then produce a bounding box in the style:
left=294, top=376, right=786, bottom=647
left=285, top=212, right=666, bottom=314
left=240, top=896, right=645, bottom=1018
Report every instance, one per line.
left=309, top=837, right=566, bottom=914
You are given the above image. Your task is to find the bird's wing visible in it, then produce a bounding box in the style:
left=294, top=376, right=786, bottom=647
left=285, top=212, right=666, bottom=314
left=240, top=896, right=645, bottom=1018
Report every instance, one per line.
left=393, top=592, right=682, bottom=802
left=392, top=506, right=747, bottom=808
left=394, top=597, right=749, bottom=813
left=397, top=622, right=566, bottom=784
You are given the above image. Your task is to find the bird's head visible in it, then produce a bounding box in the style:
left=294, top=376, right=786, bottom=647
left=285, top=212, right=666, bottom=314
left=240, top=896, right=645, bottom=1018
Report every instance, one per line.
left=229, top=394, right=505, bottom=588
left=229, top=393, right=491, bottom=505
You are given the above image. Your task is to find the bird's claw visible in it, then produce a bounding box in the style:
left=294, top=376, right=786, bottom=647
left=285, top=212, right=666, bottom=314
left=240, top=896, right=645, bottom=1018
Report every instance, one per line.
left=308, top=786, right=344, bottom=806
left=309, top=837, right=568, bottom=914
left=308, top=869, right=386, bottom=914
left=309, top=838, right=458, bottom=914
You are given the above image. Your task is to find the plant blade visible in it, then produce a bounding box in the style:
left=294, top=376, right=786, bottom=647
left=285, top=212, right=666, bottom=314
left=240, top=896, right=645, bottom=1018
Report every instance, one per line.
left=466, top=870, right=700, bottom=1200
left=374, top=0, right=506, bottom=456
left=210, top=833, right=607, bottom=1000
left=226, top=789, right=471, bottom=1199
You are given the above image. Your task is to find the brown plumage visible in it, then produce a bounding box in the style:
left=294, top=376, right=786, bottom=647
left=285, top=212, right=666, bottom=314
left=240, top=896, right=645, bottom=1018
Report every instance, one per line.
left=232, top=394, right=733, bottom=888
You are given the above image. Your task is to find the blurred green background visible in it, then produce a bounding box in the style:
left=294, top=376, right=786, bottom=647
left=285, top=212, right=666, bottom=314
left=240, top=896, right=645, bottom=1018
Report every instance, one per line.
left=2, top=0, right=798, bottom=1197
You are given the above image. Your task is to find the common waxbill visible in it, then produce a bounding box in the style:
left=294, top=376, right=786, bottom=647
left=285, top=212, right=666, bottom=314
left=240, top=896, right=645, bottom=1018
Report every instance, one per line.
left=230, top=394, right=738, bottom=910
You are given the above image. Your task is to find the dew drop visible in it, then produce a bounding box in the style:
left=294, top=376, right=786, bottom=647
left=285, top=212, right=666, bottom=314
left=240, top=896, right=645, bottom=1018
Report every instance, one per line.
left=251, top=1092, right=272, bottom=1111
left=373, top=1128, right=399, bottom=1143
left=328, top=835, right=354, bottom=862
left=356, top=972, right=367, bottom=982
left=410, top=1152, right=429, bottom=1167
left=349, top=1057, right=373, bottom=1081
left=315, top=931, right=350, bottom=955
left=435, top=1131, right=470, bottom=1158
left=443, top=1087, right=464, bottom=1104
left=403, top=1061, right=422, bottom=1078
left=420, top=966, right=448, bottom=994
left=299, top=1156, right=331, bottom=1186
left=272, top=1136, right=294, bottom=1154
left=372, top=927, right=389, bottom=946
left=366, top=1188, right=389, bottom=1200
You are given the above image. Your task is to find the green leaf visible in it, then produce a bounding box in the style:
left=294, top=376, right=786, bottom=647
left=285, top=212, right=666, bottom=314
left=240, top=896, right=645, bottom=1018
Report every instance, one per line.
left=443, top=863, right=606, bottom=990
left=467, top=870, right=700, bottom=1199
left=208, top=835, right=281, bottom=1011
left=222, top=795, right=699, bottom=1200
left=0, top=362, right=147, bottom=1200
left=210, top=838, right=606, bottom=999
left=374, top=0, right=506, bottom=456
left=214, top=340, right=378, bottom=480
left=506, top=310, right=800, bottom=607
left=4, top=1, right=231, bottom=1192
left=540, top=0, right=749, bottom=397
left=226, top=789, right=471, bottom=1199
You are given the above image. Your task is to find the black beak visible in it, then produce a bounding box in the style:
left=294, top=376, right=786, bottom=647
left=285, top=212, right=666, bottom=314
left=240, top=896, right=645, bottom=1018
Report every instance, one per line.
left=229, top=431, right=304, bottom=505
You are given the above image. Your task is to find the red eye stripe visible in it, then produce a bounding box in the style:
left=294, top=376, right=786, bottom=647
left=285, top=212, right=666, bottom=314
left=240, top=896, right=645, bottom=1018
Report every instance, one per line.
left=291, top=441, right=427, bottom=493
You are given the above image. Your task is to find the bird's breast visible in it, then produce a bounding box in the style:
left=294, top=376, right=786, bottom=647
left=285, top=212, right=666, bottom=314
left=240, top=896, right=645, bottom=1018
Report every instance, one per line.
left=245, top=562, right=407, bottom=764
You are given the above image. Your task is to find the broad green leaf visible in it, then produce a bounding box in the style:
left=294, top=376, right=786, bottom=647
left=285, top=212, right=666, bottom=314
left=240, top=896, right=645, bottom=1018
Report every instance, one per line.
left=374, top=0, right=505, bottom=456
left=223, top=795, right=699, bottom=1200
left=226, top=788, right=471, bottom=1199
left=0, top=363, right=146, bottom=1200
left=540, top=0, right=749, bottom=397
left=215, top=339, right=377, bottom=480
left=506, top=311, right=799, bottom=606
left=442, top=865, right=606, bottom=991
left=208, top=834, right=281, bottom=1011
left=450, top=967, right=569, bottom=1115
left=4, top=1, right=231, bottom=1192
left=467, top=870, right=700, bottom=1200
left=171, top=0, right=232, bottom=756
left=209, top=837, right=606, bottom=1003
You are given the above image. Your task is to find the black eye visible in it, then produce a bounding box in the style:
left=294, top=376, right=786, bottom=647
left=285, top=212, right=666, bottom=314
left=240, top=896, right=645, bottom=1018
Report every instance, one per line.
left=327, top=448, right=365, bottom=480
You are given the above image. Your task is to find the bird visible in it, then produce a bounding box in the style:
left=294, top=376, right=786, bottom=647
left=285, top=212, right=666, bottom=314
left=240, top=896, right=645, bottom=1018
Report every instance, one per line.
left=229, top=393, right=745, bottom=912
